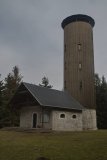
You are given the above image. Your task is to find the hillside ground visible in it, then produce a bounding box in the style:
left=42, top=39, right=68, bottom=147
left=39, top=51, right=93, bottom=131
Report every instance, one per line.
left=0, top=130, right=107, bottom=160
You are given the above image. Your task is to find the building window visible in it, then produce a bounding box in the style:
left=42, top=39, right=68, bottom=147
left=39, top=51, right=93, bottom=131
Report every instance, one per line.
left=79, top=63, right=82, bottom=70
left=72, top=115, right=77, bottom=119
left=43, top=113, right=50, bottom=123
left=80, top=81, right=82, bottom=90
left=78, top=43, right=81, bottom=50
left=60, top=113, right=65, bottom=118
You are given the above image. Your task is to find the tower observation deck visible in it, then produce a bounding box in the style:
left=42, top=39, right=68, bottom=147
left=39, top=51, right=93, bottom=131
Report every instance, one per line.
left=61, top=14, right=95, bottom=29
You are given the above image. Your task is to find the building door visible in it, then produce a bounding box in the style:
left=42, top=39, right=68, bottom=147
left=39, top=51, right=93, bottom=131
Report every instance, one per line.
left=33, top=113, right=37, bottom=128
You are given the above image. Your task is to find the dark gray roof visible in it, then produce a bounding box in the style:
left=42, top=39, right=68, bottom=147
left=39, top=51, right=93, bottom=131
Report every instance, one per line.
left=22, top=82, right=83, bottom=111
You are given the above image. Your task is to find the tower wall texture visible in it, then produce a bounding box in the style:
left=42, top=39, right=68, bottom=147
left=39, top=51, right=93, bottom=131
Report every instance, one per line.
left=62, top=15, right=97, bottom=130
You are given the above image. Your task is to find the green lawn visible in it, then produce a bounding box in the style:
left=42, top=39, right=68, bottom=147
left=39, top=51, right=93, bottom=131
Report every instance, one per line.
left=0, top=130, right=107, bottom=160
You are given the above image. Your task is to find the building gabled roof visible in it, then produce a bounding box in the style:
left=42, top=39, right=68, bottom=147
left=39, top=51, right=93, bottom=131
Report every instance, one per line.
left=15, top=82, right=83, bottom=111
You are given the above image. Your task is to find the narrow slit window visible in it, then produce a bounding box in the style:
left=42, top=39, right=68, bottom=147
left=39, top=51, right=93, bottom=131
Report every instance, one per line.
left=79, top=63, right=82, bottom=70
left=65, top=62, right=67, bottom=70
left=64, top=44, right=66, bottom=52
left=80, top=81, right=82, bottom=90
left=64, top=80, right=66, bottom=89
left=78, top=43, right=81, bottom=50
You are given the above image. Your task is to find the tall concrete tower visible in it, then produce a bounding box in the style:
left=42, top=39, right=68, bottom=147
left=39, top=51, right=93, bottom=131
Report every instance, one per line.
left=61, top=14, right=97, bottom=130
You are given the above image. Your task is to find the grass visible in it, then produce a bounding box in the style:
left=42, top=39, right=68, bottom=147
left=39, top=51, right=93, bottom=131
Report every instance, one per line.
left=0, top=130, right=107, bottom=160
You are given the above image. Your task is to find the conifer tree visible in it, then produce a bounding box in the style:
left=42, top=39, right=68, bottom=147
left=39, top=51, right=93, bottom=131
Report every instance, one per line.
left=3, top=66, right=23, bottom=126
left=0, top=74, right=4, bottom=106
left=0, top=75, right=5, bottom=128
left=95, top=74, right=107, bottom=129
left=4, top=66, right=23, bottom=103
left=39, top=76, right=53, bottom=88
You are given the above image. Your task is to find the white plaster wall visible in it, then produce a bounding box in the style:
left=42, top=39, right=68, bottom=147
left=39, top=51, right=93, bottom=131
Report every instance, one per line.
left=52, top=110, right=82, bottom=131
left=82, top=109, right=97, bottom=130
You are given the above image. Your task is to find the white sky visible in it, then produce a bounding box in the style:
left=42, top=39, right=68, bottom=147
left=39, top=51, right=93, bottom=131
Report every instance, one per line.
left=0, top=0, right=107, bottom=89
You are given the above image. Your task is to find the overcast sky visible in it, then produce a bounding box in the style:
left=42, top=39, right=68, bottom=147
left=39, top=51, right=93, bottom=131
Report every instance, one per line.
left=0, top=0, right=107, bottom=89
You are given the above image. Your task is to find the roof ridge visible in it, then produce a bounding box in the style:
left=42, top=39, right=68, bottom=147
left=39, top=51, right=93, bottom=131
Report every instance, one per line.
left=22, top=82, right=64, bottom=92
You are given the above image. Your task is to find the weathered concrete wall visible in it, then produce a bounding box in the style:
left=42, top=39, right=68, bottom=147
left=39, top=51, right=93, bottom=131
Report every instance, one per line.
left=20, top=106, right=42, bottom=128
left=82, top=109, right=97, bottom=130
left=52, top=110, right=82, bottom=131
left=20, top=106, right=97, bottom=131
left=20, top=106, right=52, bottom=129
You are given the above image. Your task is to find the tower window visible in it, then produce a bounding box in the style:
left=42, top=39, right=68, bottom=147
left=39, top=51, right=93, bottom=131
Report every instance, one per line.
left=78, top=43, right=81, bottom=50
left=80, top=81, right=82, bottom=90
left=64, top=62, right=67, bottom=70
left=64, top=44, right=66, bottom=52
left=79, top=63, right=82, bottom=70
left=64, top=80, right=66, bottom=89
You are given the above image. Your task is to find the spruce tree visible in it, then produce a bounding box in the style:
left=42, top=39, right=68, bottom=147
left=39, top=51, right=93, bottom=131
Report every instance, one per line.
left=95, top=74, right=107, bottom=129
left=3, top=66, right=23, bottom=127
left=39, top=76, right=53, bottom=88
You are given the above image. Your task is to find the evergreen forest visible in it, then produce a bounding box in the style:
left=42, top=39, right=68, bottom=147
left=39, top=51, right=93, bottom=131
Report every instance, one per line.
left=0, top=67, right=107, bottom=129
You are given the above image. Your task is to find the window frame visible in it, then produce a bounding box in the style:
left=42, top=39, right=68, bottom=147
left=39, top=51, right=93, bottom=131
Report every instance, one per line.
left=79, top=63, right=82, bottom=70
left=59, top=113, right=66, bottom=119
left=72, top=114, right=77, bottom=119
left=78, top=43, right=82, bottom=51
left=43, top=113, right=50, bottom=123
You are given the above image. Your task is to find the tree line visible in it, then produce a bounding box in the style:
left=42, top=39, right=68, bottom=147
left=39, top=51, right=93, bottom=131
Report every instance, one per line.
left=95, top=74, right=107, bottom=129
left=0, top=66, right=22, bottom=127
left=0, top=66, right=107, bottom=129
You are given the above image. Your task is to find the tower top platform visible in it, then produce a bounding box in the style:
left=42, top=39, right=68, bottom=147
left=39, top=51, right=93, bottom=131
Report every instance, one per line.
left=61, top=14, right=95, bottom=29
